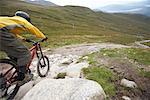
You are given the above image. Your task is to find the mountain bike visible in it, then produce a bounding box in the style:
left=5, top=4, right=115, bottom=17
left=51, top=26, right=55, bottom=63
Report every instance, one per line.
left=0, top=38, right=50, bottom=100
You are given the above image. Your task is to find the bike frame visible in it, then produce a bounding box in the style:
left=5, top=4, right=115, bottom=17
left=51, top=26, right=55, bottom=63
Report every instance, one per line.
left=1, top=39, right=46, bottom=84
left=27, top=42, right=46, bottom=70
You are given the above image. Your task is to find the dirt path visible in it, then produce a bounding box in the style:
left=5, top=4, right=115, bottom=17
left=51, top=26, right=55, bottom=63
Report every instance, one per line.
left=45, top=40, right=150, bottom=56
left=46, top=43, right=130, bottom=56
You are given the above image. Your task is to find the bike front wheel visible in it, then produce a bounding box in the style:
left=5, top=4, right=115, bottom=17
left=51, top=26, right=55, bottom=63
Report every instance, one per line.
left=37, top=56, right=50, bottom=77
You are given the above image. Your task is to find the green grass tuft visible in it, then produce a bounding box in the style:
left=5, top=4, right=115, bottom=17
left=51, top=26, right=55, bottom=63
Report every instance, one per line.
left=82, top=67, right=116, bottom=96
left=100, top=48, right=150, bottom=65
left=142, top=42, right=150, bottom=47
left=139, top=70, right=150, bottom=78
left=55, top=72, right=67, bottom=79
left=82, top=52, right=116, bottom=97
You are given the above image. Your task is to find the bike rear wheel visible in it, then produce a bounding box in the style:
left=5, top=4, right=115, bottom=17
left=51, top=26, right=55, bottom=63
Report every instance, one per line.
left=37, top=56, right=50, bottom=77
left=0, top=59, right=20, bottom=100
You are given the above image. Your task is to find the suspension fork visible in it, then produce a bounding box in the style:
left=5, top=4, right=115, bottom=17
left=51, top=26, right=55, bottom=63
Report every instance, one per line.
left=36, top=43, right=46, bottom=65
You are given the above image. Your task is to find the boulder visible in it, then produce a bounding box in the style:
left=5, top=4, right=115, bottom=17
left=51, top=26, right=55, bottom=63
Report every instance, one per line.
left=49, top=61, right=89, bottom=78
left=65, top=62, right=89, bottom=78
left=60, top=58, right=73, bottom=65
left=14, top=78, right=43, bottom=100
left=121, top=78, right=137, bottom=88
left=14, top=81, right=34, bottom=100
left=122, top=96, right=131, bottom=100
left=22, top=78, right=106, bottom=100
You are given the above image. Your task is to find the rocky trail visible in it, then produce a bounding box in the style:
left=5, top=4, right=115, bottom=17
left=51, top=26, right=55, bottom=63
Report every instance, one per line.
left=5, top=42, right=150, bottom=100
left=134, top=40, right=150, bottom=48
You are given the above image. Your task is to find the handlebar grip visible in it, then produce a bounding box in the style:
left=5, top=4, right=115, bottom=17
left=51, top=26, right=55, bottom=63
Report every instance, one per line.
left=41, top=37, right=48, bottom=42
left=25, top=39, right=32, bottom=42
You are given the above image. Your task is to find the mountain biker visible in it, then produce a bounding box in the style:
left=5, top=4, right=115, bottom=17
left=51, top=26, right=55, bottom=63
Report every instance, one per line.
left=0, top=11, right=47, bottom=86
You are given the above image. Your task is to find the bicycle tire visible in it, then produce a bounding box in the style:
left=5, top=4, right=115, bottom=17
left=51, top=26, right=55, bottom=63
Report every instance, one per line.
left=37, top=56, right=50, bottom=77
left=0, top=59, right=20, bottom=100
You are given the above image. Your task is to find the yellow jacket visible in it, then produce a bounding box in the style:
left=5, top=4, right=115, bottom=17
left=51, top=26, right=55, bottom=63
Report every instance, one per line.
left=0, top=16, right=46, bottom=39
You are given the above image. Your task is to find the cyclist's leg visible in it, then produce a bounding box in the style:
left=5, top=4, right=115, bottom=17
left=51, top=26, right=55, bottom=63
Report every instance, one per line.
left=0, top=30, right=31, bottom=81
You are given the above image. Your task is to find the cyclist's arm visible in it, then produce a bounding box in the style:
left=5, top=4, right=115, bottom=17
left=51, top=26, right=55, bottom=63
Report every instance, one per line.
left=24, top=22, right=46, bottom=38
left=16, top=34, right=26, bottom=40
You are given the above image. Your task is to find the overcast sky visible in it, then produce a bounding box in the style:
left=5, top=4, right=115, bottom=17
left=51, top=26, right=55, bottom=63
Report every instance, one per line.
left=47, top=0, right=146, bottom=9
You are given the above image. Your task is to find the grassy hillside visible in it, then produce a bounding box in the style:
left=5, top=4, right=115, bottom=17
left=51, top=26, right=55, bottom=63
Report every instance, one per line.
left=0, top=0, right=150, bottom=48
left=82, top=47, right=150, bottom=99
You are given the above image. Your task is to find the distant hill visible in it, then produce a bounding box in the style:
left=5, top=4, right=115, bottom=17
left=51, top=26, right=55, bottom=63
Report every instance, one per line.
left=96, top=0, right=150, bottom=16
left=0, top=0, right=150, bottom=47
left=24, top=0, right=58, bottom=6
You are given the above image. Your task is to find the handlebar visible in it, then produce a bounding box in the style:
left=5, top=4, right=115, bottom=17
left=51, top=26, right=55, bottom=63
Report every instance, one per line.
left=24, top=37, right=48, bottom=45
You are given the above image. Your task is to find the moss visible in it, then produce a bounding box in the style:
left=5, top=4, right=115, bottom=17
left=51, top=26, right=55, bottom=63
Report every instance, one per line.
left=56, top=72, right=67, bottom=79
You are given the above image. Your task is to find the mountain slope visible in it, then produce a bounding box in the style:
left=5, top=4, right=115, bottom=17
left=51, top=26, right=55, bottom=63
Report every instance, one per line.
left=24, top=0, right=57, bottom=6
left=97, top=1, right=150, bottom=16
left=0, top=0, right=150, bottom=47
